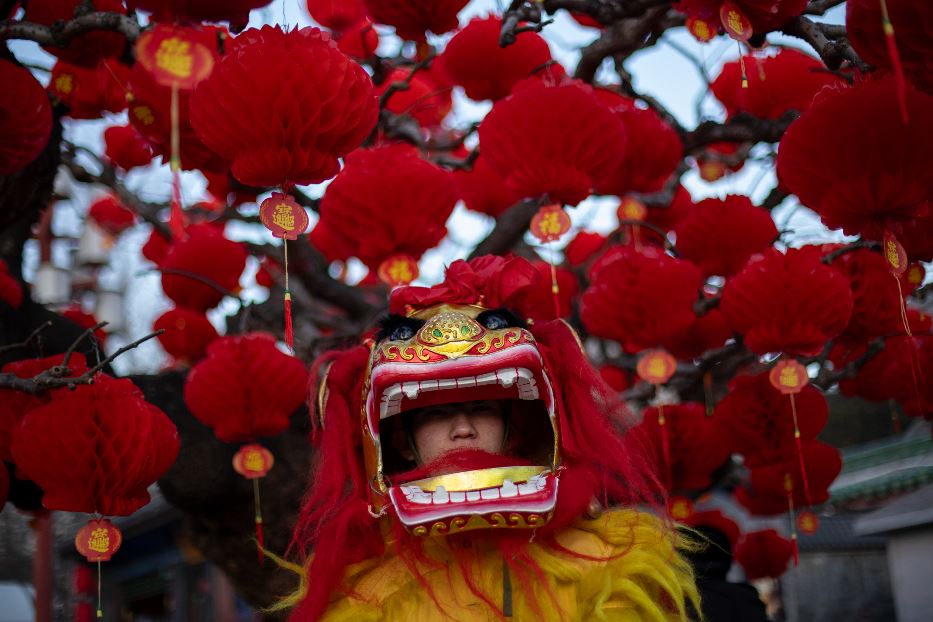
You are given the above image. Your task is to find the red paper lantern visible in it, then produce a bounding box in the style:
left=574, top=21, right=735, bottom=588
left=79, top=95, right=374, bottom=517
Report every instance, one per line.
left=776, top=77, right=933, bottom=240
left=564, top=231, right=607, bottom=267
left=88, top=195, right=136, bottom=235
left=25, top=0, right=127, bottom=67
left=674, top=195, right=777, bottom=278
left=580, top=245, right=703, bottom=352
left=453, top=154, right=522, bottom=218
left=0, top=60, right=52, bottom=176
left=592, top=89, right=683, bottom=196
left=437, top=16, right=552, bottom=101
left=160, top=225, right=247, bottom=311
left=0, top=354, right=89, bottom=463
left=305, top=0, right=368, bottom=31
left=835, top=335, right=933, bottom=416
left=128, top=0, right=272, bottom=26
left=711, top=48, right=842, bottom=120
left=373, top=67, right=452, bottom=129
left=847, top=0, right=933, bottom=95
left=317, top=144, right=457, bottom=270
left=362, top=0, right=468, bottom=41
left=735, top=529, right=794, bottom=580
left=719, top=247, right=853, bottom=356
left=154, top=308, right=219, bottom=363
left=0, top=260, right=23, bottom=310
left=184, top=334, right=308, bottom=443
left=735, top=440, right=842, bottom=515
left=190, top=26, right=378, bottom=188
left=479, top=78, right=627, bottom=206
left=103, top=125, right=154, bottom=171
left=11, top=375, right=179, bottom=515
left=827, top=248, right=907, bottom=344
left=636, top=403, right=732, bottom=492
left=49, top=59, right=128, bottom=120
left=715, top=371, right=828, bottom=468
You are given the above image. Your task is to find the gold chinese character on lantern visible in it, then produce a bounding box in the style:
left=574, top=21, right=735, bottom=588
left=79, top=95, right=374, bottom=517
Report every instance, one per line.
left=530, top=205, right=571, bottom=243
left=272, top=204, right=296, bottom=232
left=260, top=193, right=309, bottom=240
left=54, top=73, right=74, bottom=95
left=233, top=443, right=274, bottom=479
left=769, top=359, right=808, bottom=395
left=155, top=37, right=194, bottom=79
left=636, top=349, right=677, bottom=385
left=617, top=198, right=647, bottom=222
left=88, top=527, right=110, bottom=553
left=133, top=105, right=155, bottom=126
left=378, top=254, right=419, bottom=286
left=243, top=448, right=266, bottom=473
left=720, top=3, right=752, bottom=41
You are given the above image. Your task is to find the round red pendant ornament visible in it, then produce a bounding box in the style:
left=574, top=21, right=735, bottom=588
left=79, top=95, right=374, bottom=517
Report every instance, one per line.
left=769, top=359, right=809, bottom=395
left=377, top=254, right=419, bottom=286
left=668, top=496, right=695, bottom=521
left=617, top=197, right=647, bottom=222
left=797, top=509, right=820, bottom=535
left=530, top=205, right=572, bottom=243
left=75, top=519, right=122, bottom=562
left=687, top=17, right=717, bottom=43
left=636, top=349, right=677, bottom=385
left=233, top=444, right=275, bottom=479
left=883, top=232, right=908, bottom=277
left=720, top=2, right=753, bottom=41
left=260, top=193, right=310, bottom=240
left=135, top=25, right=215, bottom=90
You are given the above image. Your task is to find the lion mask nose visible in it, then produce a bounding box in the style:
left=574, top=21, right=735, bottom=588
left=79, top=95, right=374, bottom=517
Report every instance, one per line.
left=417, top=311, right=483, bottom=352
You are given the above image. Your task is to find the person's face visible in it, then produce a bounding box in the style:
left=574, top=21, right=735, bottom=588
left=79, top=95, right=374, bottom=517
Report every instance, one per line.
left=403, top=400, right=506, bottom=465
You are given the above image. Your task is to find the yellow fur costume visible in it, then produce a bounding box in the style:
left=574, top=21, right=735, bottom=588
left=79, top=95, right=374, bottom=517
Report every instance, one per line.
left=282, top=509, right=699, bottom=621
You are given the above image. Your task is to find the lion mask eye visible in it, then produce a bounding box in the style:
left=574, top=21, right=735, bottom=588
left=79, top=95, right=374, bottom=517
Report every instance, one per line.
left=476, top=308, right=525, bottom=330
left=377, top=315, right=425, bottom=342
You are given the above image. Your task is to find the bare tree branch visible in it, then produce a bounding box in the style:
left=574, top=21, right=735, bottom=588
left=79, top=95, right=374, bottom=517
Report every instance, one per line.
left=0, top=327, right=163, bottom=394
left=682, top=113, right=797, bottom=153
left=0, top=11, right=141, bottom=46
left=781, top=16, right=870, bottom=72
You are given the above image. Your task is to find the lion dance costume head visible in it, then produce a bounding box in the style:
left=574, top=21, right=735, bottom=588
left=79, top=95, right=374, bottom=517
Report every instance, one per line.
left=286, top=256, right=697, bottom=621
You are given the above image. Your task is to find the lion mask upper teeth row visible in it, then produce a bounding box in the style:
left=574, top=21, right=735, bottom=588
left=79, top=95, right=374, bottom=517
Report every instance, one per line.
left=379, top=367, right=538, bottom=419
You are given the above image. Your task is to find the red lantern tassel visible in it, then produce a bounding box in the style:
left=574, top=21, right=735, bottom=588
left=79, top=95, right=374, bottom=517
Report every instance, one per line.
left=284, top=291, right=294, bottom=351
left=283, top=238, right=294, bottom=351
left=252, top=478, right=265, bottom=565
left=658, top=405, right=673, bottom=492
left=548, top=259, right=561, bottom=319
left=169, top=83, right=188, bottom=239
left=879, top=0, right=909, bottom=124
left=789, top=393, right=814, bottom=509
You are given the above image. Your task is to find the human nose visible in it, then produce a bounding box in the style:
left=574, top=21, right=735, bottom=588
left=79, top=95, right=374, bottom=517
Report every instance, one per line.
left=450, top=413, right=477, bottom=440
